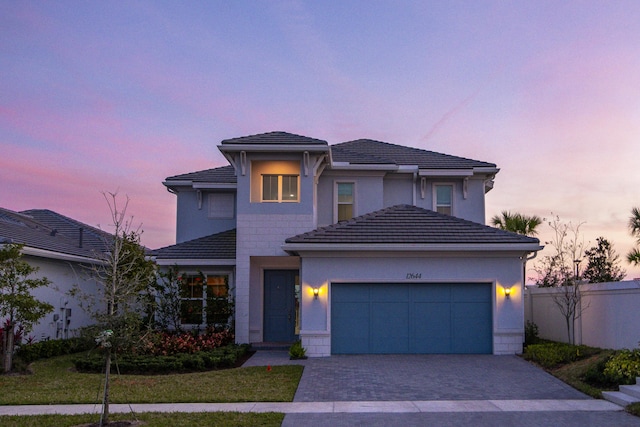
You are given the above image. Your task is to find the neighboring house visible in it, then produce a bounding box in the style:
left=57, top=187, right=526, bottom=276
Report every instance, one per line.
left=152, top=131, right=542, bottom=356
left=0, top=208, right=107, bottom=341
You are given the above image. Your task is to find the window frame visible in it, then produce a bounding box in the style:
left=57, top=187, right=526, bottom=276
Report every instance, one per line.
left=261, top=174, right=300, bottom=203
left=179, top=273, right=231, bottom=326
left=433, top=183, right=454, bottom=216
left=334, top=181, right=356, bottom=222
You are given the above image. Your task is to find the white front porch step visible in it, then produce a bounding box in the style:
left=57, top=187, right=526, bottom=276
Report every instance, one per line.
left=602, top=391, right=640, bottom=407
left=619, top=384, right=640, bottom=399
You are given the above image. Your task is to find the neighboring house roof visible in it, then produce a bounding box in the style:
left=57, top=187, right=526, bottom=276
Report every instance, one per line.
left=165, top=165, right=237, bottom=184
left=331, top=139, right=497, bottom=169
left=284, top=204, right=540, bottom=249
left=221, top=131, right=328, bottom=146
left=151, top=229, right=236, bottom=264
left=0, top=207, right=107, bottom=261
left=20, top=209, right=112, bottom=253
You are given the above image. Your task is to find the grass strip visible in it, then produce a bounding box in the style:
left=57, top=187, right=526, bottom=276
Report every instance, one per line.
left=0, top=354, right=303, bottom=405
left=0, top=411, right=284, bottom=427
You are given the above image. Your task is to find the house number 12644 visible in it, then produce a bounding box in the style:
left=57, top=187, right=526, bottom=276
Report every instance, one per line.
left=406, top=273, right=422, bottom=279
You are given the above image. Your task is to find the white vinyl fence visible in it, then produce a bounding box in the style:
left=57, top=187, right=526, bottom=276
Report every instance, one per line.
left=524, top=280, right=640, bottom=350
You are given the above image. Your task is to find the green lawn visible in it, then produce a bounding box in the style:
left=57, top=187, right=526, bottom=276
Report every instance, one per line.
left=0, top=353, right=303, bottom=405
left=0, top=411, right=284, bottom=427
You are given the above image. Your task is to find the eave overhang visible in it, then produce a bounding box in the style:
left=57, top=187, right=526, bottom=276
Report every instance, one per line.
left=9, top=245, right=104, bottom=265
left=283, top=242, right=543, bottom=256
left=154, top=258, right=236, bottom=267
left=219, top=144, right=331, bottom=153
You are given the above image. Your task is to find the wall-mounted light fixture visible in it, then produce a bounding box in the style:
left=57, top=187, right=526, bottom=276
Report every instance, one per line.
left=504, top=287, right=511, bottom=299
left=313, top=288, right=319, bottom=299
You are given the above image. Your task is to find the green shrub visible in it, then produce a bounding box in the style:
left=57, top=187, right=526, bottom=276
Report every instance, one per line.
left=603, top=349, right=640, bottom=385
left=288, top=340, right=306, bottom=360
left=16, top=337, right=94, bottom=364
left=524, top=320, right=540, bottom=346
left=523, top=342, right=591, bottom=368
left=73, top=344, right=249, bottom=374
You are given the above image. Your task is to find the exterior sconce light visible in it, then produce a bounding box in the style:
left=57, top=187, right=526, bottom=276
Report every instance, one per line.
left=504, top=287, right=511, bottom=299
left=313, top=288, right=319, bottom=299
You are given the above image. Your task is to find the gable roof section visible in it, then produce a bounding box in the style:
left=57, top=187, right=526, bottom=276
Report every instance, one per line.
left=165, top=165, right=237, bottom=184
left=283, top=205, right=541, bottom=253
left=151, top=229, right=236, bottom=265
left=331, top=139, right=496, bottom=169
left=221, top=131, right=328, bottom=146
left=0, top=207, right=107, bottom=261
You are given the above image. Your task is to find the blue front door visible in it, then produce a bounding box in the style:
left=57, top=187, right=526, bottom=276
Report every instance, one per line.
left=263, top=270, right=298, bottom=342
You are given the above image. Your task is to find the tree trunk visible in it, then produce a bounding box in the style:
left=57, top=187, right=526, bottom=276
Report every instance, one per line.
left=3, top=322, right=14, bottom=373
left=100, top=347, right=111, bottom=426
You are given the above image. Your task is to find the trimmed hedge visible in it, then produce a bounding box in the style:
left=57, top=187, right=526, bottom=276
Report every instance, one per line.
left=16, top=337, right=94, bottom=363
left=523, top=342, right=594, bottom=368
left=73, top=344, right=250, bottom=374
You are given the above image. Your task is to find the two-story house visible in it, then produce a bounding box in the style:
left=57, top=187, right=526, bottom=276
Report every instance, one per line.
left=153, top=131, right=542, bottom=357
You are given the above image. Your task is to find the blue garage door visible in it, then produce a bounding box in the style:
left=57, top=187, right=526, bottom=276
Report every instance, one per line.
left=331, top=283, right=492, bottom=354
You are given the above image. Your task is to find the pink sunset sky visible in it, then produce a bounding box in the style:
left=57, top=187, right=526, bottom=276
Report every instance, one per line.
left=1, top=1, right=639, bottom=280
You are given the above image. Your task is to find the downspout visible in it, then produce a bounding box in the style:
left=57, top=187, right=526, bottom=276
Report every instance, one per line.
left=523, top=251, right=538, bottom=330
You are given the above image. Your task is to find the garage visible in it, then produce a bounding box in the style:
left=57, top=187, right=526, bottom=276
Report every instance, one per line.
left=331, top=282, right=492, bottom=354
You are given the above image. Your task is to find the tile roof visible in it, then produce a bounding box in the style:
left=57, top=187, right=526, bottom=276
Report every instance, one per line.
left=221, top=131, right=328, bottom=146
left=331, top=139, right=496, bottom=169
left=151, top=229, right=236, bottom=260
left=165, top=165, right=237, bottom=183
left=285, top=205, right=540, bottom=245
left=0, top=207, right=108, bottom=259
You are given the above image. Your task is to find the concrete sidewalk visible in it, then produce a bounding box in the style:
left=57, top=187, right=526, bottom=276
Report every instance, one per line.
left=0, top=399, right=624, bottom=416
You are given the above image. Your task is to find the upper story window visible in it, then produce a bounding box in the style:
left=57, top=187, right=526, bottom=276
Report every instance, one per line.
left=251, top=160, right=301, bottom=203
left=262, top=174, right=299, bottom=202
left=336, top=182, right=354, bottom=222
left=434, top=184, right=453, bottom=215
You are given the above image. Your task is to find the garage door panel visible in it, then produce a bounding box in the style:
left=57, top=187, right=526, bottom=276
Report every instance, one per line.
left=412, top=284, right=451, bottom=302
left=371, top=302, right=409, bottom=353
left=332, top=283, right=492, bottom=354
left=371, top=284, right=409, bottom=302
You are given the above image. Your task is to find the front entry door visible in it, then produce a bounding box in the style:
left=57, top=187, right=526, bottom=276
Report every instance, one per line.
left=264, top=270, right=298, bottom=342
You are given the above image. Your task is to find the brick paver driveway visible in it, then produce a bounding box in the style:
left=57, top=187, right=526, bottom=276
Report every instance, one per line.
left=293, top=354, right=585, bottom=402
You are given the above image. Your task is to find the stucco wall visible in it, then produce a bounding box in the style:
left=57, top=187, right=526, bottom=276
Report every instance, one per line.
left=298, top=251, right=526, bottom=356
left=525, top=280, right=640, bottom=349
left=21, top=255, right=99, bottom=342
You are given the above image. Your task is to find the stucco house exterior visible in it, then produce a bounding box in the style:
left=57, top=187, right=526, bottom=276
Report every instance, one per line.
left=0, top=208, right=105, bottom=341
left=153, top=131, right=542, bottom=356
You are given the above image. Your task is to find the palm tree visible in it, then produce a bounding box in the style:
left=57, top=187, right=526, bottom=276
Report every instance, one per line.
left=628, top=207, right=640, bottom=265
left=491, top=211, right=542, bottom=237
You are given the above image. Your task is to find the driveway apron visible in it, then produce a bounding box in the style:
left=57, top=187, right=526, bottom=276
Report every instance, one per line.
left=279, top=354, right=640, bottom=427
left=292, top=354, right=585, bottom=402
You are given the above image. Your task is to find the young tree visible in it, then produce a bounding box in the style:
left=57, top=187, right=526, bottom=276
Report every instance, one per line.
left=72, top=192, right=156, bottom=426
left=628, top=207, right=640, bottom=266
left=491, top=211, right=542, bottom=236
left=533, top=215, right=588, bottom=344
left=582, top=237, right=626, bottom=283
left=0, top=244, right=54, bottom=373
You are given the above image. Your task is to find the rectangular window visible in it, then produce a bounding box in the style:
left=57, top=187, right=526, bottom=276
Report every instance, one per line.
left=208, top=193, right=235, bottom=218
left=435, top=184, right=453, bottom=215
left=180, top=274, right=230, bottom=325
left=337, top=182, right=354, bottom=221
left=262, top=174, right=299, bottom=202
